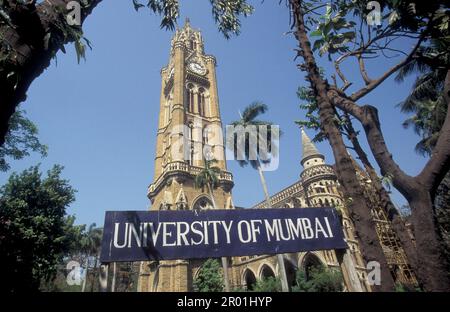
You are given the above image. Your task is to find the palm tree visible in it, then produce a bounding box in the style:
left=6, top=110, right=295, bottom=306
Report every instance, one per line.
left=194, top=158, right=231, bottom=292
left=396, top=40, right=448, bottom=155
left=228, top=102, right=289, bottom=292
left=80, top=223, right=103, bottom=292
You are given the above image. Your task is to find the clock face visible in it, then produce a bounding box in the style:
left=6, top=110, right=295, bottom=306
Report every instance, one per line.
left=189, top=62, right=206, bottom=75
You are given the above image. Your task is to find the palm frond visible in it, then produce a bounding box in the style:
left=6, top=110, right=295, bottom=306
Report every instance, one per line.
left=241, top=102, right=268, bottom=122
left=395, top=55, right=430, bottom=83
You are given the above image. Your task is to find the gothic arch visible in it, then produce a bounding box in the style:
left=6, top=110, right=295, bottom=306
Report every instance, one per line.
left=186, top=83, right=195, bottom=112
left=192, top=195, right=214, bottom=211
left=257, top=263, right=276, bottom=280
left=202, top=125, right=211, bottom=147
left=270, top=256, right=299, bottom=290
left=197, top=87, right=206, bottom=116
left=300, top=252, right=325, bottom=280
left=242, top=268, right=257, bottom=290
left=194, top=260, right=215, bottom=281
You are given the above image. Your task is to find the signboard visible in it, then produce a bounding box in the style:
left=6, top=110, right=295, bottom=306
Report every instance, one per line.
left=99, top=208, right=347, bottom=263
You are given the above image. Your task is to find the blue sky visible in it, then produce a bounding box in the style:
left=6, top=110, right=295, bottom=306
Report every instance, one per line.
left=0, top=1, right=426, bottom=226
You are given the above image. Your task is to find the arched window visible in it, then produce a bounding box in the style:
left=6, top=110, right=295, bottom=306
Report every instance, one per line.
left=203, top=127, right=210, bottom=145
left=243, top=269, right=257, bottom=291
left=198, top=88, right=205, bottom=116
left=189, top=39, right=196, bottom=50
left=259, top=265, right=275, bottom=280
left=302, top=253, right=324, bottom=280
left=283, top=260, right=298, bottom=289
left=193, top=196, right=214, bottom=211
left=186, top=84, right=194, bottom=113
left=202, top=126, right=213, bottom=160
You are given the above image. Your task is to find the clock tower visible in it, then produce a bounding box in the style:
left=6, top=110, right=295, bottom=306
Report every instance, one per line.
left=137, top=19, right=235, bottom=292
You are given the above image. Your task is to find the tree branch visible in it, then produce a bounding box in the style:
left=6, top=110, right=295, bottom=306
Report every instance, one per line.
left=357, top=54, right=372, bottom=85
left=334, top=57, right=352, bottom=91
left=0, top=0, right=104, bottom=146
left=328, top=89, right=416, bottom=196
left=349, top=29, right=426, bottom=101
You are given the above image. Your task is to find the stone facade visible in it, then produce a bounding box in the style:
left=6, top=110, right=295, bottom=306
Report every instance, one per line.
left=137, top=20, right=416, bottom=292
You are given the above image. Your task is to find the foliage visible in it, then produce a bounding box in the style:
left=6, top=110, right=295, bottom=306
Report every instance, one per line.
left=132, top=0, right=253, bottom=39
left=305, top=0, right=449, bottom=62
left=295, top=85, right=344, bottom=143
left=193, top=258, right=224, bottom=292
left=292, top=266, right=343, bottom=292
left=40, top=223, right=106, bottom=292
left=395, top=282, right=423, bottom=292
left=227, top=101, right=280, bottom=170
left=397, top=40, right=449, bottom=155
left=0, top=108, right=47, bottom=172
left=194, top=159, right=221, bottom=192
left=391, top=22, right=450, bottom=276
left=81, top=223, right=103, bottom=256
left=209, top=0, right=254, bottom=39
left=308, top=3, right=356, bottom=60
left=0, top=165, right=76, bottom=292
left=252, top=276, right=281, bottom=292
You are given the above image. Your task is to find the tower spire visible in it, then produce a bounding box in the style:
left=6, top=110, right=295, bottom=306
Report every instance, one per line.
left=300, top=127, right=324, bottom=167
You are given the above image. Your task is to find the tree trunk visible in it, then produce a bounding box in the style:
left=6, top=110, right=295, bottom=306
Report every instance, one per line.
left=408, top=189, right=449, bottom=291
left=330, top=89, right=450, bottom=291
left=434, top=171, right=450, bottom=272
left=290, top=0, right=395, bottom=291
left=256, top=160, right=289, bottom=292
left=81, top=255, right=89, bottom=292
left=0, top=0, right=103, bottom=146
left=345, top=115, right=419, bottom=273
left=207, top=183, right=230, bottom=292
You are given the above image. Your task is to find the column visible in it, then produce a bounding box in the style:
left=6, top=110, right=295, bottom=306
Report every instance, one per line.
left=171, top=41, right=186, bottom=162
left=154, top=71, right=167, bottom=180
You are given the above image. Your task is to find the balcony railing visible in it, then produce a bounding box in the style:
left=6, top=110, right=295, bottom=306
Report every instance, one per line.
left=148, top=161, right=233, bottom=195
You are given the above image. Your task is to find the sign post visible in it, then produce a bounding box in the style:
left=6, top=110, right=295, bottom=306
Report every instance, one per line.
left=100, top=207, right=347, bottom=263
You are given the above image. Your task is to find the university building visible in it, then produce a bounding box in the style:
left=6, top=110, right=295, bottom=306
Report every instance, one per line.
left=137, top=20, right=416, bottom=292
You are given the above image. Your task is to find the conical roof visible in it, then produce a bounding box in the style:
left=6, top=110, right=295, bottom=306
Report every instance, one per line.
left=301, top=127, right=324, bottom=165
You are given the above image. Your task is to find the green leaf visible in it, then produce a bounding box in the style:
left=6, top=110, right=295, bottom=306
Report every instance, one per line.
left=312, top=39, right=325, bottom=51
left=74, top=40, right=86, bottom=64
left=310, top=29, right=322, bottom=37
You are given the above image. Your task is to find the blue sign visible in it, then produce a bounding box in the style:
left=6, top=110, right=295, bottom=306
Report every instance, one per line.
left=99, top=208, right=347, bottom=263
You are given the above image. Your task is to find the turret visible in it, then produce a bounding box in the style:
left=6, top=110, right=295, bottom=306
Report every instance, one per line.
left=300, top=127, right=325, bottom=170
